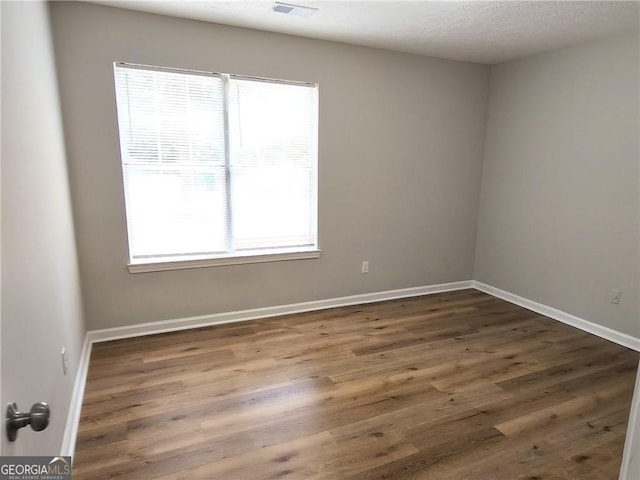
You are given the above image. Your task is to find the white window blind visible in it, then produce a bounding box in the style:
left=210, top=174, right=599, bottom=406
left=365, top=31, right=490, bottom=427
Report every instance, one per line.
left=113, top=63, right=318, bottom=266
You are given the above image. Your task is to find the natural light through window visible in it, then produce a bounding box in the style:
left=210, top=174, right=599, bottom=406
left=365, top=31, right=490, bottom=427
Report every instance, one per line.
left=113, top=63, right=319, bottom=272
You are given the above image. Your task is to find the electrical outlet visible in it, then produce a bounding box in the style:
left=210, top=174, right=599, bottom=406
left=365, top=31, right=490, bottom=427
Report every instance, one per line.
left=610, top=289, right=621, bottom=304
left=361, top=261, right=369, bottom=274
left=61, top=347, right=68, bottom=375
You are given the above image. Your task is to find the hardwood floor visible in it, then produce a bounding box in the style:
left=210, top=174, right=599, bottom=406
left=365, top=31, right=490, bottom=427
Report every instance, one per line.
left=73, top=289, right=639, bottom=479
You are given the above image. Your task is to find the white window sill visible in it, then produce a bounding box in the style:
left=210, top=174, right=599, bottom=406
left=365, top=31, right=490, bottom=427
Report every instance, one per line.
left=127, top=249, right=321, bottom=273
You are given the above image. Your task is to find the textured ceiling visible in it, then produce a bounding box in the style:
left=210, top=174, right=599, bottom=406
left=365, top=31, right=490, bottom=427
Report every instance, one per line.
left=85, top=1, right=639, bottom=64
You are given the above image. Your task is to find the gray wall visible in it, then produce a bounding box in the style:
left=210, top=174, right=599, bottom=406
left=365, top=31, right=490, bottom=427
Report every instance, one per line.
left=49, top=2, right=491, bottom=331
left=1, top=1, right=85, bottom=455
left=474, top=32, right=640, bottom=338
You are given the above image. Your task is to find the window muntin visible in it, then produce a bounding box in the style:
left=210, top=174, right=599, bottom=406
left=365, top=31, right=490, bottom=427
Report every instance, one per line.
left=113, top=63, right=318, bottom=267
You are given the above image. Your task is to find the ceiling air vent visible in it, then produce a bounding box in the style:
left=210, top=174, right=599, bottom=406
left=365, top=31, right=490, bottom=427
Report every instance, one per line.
left=272, top=2, right=318, bottom=17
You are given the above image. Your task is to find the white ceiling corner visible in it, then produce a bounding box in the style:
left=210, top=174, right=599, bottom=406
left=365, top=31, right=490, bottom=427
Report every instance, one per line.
left=84, top=0, right=640, bottom=64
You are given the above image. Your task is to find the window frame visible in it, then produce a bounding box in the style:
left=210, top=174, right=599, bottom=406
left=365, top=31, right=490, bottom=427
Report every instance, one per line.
left=113, top=62, right=321, bottom=273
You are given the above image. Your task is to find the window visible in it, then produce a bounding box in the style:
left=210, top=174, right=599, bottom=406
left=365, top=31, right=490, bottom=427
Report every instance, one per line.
left=113, top=63, right=319, bottom=272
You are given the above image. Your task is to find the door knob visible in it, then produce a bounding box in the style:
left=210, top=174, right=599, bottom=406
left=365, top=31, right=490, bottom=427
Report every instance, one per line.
left=5, top=402, right=50, bottom=441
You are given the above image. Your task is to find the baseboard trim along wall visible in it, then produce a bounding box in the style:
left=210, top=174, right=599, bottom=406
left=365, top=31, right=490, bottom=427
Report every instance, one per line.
left=61, top=332, right=93, bottom=458
left=473, top=281, right=640, bottom=352
left=86, top=281, right=475, bottom=343
left=62, top=279, right=640, bottom=458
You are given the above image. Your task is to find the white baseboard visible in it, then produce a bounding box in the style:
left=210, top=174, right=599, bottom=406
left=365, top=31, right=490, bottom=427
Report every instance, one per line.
left=473, top=281, right=640, bottom=352
left=87, top=281, right=474, bottom=343
left=61, top=332, right=92, bottom=458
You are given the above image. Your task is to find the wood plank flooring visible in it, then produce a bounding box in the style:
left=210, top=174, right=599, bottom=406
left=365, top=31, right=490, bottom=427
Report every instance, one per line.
left=73, top=289, right=639, bottom=479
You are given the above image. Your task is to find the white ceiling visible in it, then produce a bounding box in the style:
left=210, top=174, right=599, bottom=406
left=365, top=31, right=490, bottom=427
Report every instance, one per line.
left=87, top=1, right=640, bottom=64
